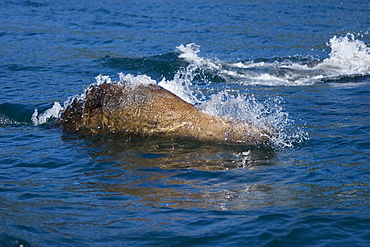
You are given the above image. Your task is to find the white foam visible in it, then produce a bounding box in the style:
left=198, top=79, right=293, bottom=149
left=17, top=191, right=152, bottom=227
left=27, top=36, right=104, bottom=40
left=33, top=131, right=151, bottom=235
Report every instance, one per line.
left=96, top=73, right=158, bottom=88
left=0, top=115, right=20, bottom=125
left=95, top=72, right=199, bottom=104
left=158, top=65, right=202, bottom=104
left=118, top=73, right=157, bottom=87
left=32, top=102, right=63, bottom=126
left=318, top=34, right=370, bottom=75
left=95, top=74, right=112, bottom=85
left=177, top=34, right=370, bottom=86
left=176, top=43, right=221, bottom=70
left=158, top=77, right=199, bottom=104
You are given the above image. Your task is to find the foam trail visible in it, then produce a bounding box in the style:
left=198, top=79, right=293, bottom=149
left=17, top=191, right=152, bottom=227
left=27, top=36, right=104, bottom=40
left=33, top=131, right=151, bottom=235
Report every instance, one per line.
left=176, top=34, right=370, bottom=86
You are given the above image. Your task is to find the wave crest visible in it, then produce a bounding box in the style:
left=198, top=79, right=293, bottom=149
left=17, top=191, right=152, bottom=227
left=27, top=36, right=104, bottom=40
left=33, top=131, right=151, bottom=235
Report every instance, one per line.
left=176, top=34, right=370, bottom=86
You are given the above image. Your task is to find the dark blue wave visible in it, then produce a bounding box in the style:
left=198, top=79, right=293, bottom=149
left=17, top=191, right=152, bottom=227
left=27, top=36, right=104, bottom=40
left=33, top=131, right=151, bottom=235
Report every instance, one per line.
left=95, top=52, right=187, bottom=81
left=0, top=103, right=35, bottom=124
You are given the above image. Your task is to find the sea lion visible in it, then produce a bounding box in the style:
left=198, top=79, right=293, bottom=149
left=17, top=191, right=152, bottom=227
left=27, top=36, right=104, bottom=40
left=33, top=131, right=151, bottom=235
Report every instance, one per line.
left=60, top=81, right=274, bottom=145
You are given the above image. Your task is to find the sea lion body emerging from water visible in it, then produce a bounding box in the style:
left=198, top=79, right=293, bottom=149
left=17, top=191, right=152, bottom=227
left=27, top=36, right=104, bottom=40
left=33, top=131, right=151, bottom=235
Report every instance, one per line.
left=60, top=82, right=273, bottom=145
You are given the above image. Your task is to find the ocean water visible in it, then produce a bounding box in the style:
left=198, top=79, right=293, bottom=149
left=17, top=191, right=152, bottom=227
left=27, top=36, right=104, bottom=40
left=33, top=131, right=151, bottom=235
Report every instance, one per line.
left=1, top=0, right=370, bottom=246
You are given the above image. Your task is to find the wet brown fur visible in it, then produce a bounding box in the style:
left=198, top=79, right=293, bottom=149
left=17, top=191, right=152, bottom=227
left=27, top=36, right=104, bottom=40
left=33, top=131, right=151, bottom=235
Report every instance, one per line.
left=60, top=82, right=274, bottom=145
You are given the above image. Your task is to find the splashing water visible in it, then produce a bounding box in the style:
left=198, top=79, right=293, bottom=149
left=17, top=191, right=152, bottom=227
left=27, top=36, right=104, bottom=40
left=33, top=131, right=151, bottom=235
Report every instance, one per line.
left=176, top=34, right=370, bottom=86
left=32, top=40, right=314, bottom=148
left=118, top=73, right=156, bottom=88
left=176, top=43, right=221, bottom=71
left=95, top=74, right=112, bottom=85
left=199, top=91, right=307, bottom=148
left=31, top=102, right=63, bottom=126
left=157, top=43, right=213, bottom=104
left=172, top=43, right=308, bottom=147
left=318, top=34, right=370, bottom=75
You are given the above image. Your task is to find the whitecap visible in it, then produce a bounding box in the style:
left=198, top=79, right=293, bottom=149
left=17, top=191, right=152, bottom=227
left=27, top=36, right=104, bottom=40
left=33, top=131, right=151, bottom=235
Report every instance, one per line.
left=32, top=102, right=63, bottom=126
left=176, top=34, right=370, bottom=86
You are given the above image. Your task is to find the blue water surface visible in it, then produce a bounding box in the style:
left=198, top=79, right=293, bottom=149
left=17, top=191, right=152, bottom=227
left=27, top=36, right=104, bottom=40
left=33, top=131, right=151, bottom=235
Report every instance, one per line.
left=1, top=0, right=370, bottom=246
